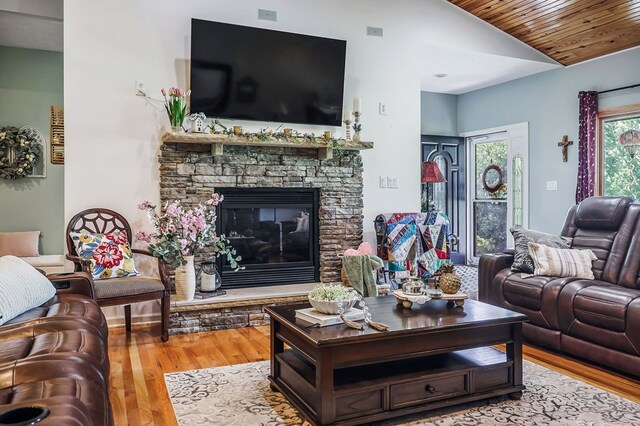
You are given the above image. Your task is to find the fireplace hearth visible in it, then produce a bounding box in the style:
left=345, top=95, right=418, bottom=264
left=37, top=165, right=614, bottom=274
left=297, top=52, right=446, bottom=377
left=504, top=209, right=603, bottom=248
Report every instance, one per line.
left=217, top=187, right=320, bottom=288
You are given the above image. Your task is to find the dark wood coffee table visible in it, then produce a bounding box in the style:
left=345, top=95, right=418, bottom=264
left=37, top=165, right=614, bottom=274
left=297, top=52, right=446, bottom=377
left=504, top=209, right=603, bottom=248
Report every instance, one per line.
left=266, top=297, right=527, bottom=426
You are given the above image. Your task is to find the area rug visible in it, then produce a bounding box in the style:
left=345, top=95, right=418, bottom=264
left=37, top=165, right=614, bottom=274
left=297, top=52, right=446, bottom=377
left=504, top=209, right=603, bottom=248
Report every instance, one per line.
left=455, top=264, right=477, bottom=295
left=165, top=360, right=640, bottom=425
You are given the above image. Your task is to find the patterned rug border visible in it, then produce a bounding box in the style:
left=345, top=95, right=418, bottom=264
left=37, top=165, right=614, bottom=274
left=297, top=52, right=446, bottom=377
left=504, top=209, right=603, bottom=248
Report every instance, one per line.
left=164, top=359, right=639, bottom=426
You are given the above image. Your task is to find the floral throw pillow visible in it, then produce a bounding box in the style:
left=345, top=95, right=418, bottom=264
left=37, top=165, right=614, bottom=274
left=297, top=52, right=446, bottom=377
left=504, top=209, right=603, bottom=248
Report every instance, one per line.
left=70, top=230, right=139, bottom=280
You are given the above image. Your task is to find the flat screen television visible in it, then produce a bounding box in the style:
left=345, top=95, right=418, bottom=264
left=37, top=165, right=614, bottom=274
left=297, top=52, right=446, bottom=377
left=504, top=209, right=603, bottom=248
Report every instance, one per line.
left=190, top=19, right=347, bottom=126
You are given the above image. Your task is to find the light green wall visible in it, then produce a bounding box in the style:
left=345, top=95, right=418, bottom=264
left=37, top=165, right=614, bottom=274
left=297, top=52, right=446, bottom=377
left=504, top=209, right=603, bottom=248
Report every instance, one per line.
left=0, top=46, right=64, bottom=254
left=458, top=48, right=640, bottom=234
left=421, top=91, right=458, bottom=136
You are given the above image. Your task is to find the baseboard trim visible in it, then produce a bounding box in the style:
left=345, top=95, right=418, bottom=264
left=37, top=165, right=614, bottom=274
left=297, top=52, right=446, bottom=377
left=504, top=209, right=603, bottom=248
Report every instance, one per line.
left=107, top=313, right=160, bottom=328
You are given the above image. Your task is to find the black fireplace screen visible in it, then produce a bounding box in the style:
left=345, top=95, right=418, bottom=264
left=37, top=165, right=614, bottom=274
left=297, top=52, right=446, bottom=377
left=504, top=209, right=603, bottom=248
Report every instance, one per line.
left=217, top=188, right=319, bottom=288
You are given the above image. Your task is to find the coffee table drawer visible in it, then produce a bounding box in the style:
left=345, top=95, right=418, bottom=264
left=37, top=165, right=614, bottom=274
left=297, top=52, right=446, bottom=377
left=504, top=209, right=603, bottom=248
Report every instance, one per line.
left=390, top=372, right=470, bottom=409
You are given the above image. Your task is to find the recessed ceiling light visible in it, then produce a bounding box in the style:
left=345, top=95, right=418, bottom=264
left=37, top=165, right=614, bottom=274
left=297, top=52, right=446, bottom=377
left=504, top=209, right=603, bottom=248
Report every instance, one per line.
left=434, top=73, right=448, bottom=78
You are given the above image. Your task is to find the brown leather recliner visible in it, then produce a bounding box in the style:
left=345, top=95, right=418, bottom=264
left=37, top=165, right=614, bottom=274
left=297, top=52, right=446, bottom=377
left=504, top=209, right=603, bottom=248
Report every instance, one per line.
left=479, top=196, right=640, bottom=377
left=0, top=272, right=113, bottom=426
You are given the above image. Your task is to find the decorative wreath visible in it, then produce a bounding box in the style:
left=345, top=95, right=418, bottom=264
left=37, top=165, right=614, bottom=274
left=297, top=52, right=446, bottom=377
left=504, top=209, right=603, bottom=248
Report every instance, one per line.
left=481, top=164, right=505, bottom=194
left=0, top=126, right=42, bottom=180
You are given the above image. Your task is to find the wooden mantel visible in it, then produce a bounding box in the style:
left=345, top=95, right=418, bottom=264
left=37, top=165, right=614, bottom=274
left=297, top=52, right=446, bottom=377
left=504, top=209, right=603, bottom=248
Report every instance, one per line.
left=161, top=132, right=373, bottom=160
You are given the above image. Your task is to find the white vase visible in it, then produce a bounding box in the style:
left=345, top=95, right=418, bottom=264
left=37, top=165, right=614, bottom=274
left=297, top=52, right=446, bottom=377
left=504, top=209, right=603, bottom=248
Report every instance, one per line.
left=175, top=255, right=196, bottom=301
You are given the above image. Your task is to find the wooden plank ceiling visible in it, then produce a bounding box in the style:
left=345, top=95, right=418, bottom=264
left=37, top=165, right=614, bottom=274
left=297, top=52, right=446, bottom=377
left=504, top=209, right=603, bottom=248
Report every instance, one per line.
left=449, top=0, right=640, bottom=66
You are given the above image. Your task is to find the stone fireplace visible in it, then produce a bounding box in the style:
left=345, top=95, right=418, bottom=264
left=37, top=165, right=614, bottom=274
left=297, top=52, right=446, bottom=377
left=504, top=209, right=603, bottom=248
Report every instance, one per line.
left=159, top=141, right=365, bottom=291
left=159, top=137, right=369, bottom=334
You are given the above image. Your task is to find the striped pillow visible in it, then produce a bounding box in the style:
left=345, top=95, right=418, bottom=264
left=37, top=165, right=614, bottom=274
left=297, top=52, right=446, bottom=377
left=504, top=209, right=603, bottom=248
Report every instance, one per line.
left=527, top=242, right=597, bottom=279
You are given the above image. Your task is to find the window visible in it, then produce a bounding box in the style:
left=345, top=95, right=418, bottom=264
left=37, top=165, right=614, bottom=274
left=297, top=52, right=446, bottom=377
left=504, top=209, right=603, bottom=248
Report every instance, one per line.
left=598, top=105, right=640, bottom=199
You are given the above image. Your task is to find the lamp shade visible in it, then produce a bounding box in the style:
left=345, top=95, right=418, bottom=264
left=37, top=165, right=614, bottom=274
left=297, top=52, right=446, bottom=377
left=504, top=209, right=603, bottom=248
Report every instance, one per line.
left=421, top=161, right=446, bottom=183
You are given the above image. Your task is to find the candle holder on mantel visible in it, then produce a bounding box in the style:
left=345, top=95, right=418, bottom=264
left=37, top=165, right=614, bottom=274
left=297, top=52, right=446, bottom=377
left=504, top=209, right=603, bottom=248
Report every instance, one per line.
left=352, top=111, right=362, bottom=142
left=343, top=118, right=352, bottom=141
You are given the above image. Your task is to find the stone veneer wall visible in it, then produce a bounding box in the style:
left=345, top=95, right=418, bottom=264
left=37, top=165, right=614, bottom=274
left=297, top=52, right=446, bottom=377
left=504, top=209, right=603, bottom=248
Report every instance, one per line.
left=159, top=142, right=364, bottom=287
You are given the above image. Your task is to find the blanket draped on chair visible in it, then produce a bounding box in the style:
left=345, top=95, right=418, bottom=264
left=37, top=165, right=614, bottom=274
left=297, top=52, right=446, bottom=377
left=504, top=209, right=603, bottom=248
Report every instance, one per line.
left=376, top=212, right=452, bottom=279
left=342, top=254, right=383, bottom=297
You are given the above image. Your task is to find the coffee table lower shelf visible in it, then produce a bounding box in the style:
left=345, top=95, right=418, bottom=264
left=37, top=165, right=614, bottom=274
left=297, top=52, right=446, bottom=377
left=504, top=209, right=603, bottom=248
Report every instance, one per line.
left=269, top=346, right=524, bottom=426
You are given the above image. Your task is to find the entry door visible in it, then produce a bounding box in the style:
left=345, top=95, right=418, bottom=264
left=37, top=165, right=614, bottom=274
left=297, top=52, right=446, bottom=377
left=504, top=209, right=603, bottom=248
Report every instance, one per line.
left=466, top=124, right=528, bottom=264
left=421, top=135, right=466, bottom=264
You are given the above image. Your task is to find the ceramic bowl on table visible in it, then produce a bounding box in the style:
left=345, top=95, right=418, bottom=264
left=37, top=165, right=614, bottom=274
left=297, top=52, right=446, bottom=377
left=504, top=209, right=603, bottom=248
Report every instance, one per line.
left=309, top=297, right=357, bottom=314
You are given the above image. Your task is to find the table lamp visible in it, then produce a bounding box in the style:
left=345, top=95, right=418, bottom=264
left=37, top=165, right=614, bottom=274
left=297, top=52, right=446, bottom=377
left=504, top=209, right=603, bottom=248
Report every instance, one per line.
left=421, top=161, right=446, bottom=212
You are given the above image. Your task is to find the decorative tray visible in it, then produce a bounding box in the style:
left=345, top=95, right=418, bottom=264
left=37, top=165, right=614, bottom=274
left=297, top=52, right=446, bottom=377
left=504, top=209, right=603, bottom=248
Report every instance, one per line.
left=393, top=289, right=468, bottom=308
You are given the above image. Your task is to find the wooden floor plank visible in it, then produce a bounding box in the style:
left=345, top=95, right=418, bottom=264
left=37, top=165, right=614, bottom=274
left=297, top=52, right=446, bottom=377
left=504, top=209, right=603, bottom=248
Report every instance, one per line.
left=108, top=323, right=640, bottom=425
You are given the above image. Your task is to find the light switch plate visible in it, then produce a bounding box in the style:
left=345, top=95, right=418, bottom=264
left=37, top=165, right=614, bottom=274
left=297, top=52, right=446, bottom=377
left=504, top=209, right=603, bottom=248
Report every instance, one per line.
left=379, top=102, right=387, bottom=115
left=388, top=176, right=399, bottom=189
left=379, top=176, right=387, bottom=188
left=546, top=180, right=558, bottom=191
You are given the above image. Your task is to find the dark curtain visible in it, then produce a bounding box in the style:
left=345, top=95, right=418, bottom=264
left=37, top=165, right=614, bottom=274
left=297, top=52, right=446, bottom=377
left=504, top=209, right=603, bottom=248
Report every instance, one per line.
left=576, top=91, right=598, bottom=203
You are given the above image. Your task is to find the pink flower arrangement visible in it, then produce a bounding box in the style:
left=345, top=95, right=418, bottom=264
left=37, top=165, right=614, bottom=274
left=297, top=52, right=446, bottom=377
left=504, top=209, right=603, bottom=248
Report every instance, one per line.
left=136, top=193, right=241, bottom=269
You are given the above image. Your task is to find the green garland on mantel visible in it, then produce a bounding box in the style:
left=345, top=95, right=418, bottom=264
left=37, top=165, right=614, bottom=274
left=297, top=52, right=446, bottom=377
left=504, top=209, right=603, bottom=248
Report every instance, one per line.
left=0, top=126, right=41, bottom=180
left=207, top=119, right=351, bottom=154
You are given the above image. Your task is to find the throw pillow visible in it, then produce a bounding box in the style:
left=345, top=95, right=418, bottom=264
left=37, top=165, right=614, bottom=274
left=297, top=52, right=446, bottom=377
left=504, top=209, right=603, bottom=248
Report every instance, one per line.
left=527, top=242, right=597, bottom=279
left=0, top=255, right=56, bottom=325
left=0, top=231, right=41, bottom=257
left=70, top=230, right=139, bottom=280
left=510, top=227, right=572, bottom=274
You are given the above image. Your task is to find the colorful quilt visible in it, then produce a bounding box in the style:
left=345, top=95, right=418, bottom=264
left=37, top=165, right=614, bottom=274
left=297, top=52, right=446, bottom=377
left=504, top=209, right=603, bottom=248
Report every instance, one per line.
left=377, top=212, right=452, bottom=279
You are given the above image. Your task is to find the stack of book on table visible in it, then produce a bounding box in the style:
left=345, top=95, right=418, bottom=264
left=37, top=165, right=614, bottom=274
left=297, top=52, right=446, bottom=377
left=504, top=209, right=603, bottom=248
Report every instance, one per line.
left=295, top=307, right=364, bottom=327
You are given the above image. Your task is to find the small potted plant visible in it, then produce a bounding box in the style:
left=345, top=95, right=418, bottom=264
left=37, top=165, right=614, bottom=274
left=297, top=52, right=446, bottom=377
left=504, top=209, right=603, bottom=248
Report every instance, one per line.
left=308, top=284, right=357, bottom=314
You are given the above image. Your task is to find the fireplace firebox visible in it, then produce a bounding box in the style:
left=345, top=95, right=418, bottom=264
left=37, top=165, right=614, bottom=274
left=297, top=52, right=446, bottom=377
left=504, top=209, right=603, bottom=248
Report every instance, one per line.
left=216, top=188, right=320, bottom=288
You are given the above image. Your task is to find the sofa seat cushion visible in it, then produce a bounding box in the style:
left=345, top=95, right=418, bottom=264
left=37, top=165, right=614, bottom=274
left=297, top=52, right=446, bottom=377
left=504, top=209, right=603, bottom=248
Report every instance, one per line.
left=503, top=274, right=577, bottom=311
left=573, top=286, right=636, bottom=332
left=94, top=276, right=164, bottom=299
left=559, top=280, right=640, bottom=355
left=500, top=273, right=578, bottom=329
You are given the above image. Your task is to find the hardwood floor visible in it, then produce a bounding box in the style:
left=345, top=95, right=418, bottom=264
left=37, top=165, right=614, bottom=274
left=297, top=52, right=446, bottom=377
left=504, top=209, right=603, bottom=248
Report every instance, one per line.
left=108, top=324, right=640, bottom=426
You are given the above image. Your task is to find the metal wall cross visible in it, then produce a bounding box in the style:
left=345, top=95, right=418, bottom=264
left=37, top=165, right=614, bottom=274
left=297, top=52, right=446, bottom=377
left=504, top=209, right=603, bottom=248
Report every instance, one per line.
left=558, top=135, right=573, bottom=162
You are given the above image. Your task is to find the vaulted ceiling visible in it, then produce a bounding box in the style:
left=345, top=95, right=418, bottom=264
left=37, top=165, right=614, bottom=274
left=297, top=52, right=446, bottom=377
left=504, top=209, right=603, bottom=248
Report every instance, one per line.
left=449, top=0, right=640, bottom=66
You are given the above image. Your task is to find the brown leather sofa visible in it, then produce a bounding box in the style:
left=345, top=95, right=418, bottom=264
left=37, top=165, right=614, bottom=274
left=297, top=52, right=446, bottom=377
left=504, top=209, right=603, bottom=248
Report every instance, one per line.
left=480, top=196, right=640, bottom=377
left=0, top=272, right=112, bottom=425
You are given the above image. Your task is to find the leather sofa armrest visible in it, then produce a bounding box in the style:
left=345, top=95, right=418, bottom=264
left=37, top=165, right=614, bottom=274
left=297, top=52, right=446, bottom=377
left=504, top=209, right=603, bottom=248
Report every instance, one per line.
left=478, top=253, right=514, bottom=303
left=47, top=272, right=96, bottom=299
left=0, top=396, right=91, bottom=426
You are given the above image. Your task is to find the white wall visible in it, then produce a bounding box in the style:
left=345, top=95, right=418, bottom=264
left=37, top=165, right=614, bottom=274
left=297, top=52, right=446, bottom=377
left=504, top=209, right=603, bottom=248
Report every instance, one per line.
left=65, top=0, right=424, bottom=322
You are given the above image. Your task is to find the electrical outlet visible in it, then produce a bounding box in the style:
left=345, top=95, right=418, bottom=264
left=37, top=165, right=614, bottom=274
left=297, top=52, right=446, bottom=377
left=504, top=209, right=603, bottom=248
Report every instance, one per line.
left=546, top=180, right=558, bottom=191
left=379, top=102, right=387, bottom=115
left=258, top=9, right=277, bottom=22
left=379, top=176, right=387, bottom=188
left=388, top=176, right=399, bottom=189
left=135, top=80, right=146, bottom=96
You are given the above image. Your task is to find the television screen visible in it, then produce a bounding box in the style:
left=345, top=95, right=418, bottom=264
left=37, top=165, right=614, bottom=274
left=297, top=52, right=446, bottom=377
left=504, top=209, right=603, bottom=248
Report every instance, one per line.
left=190, top=19, right=346, bottom=126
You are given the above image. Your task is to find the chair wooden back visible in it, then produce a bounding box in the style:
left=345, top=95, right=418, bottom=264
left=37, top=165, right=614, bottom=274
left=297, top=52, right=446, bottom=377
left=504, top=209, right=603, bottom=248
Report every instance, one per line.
left=66, top=208, right=133, bottom=256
